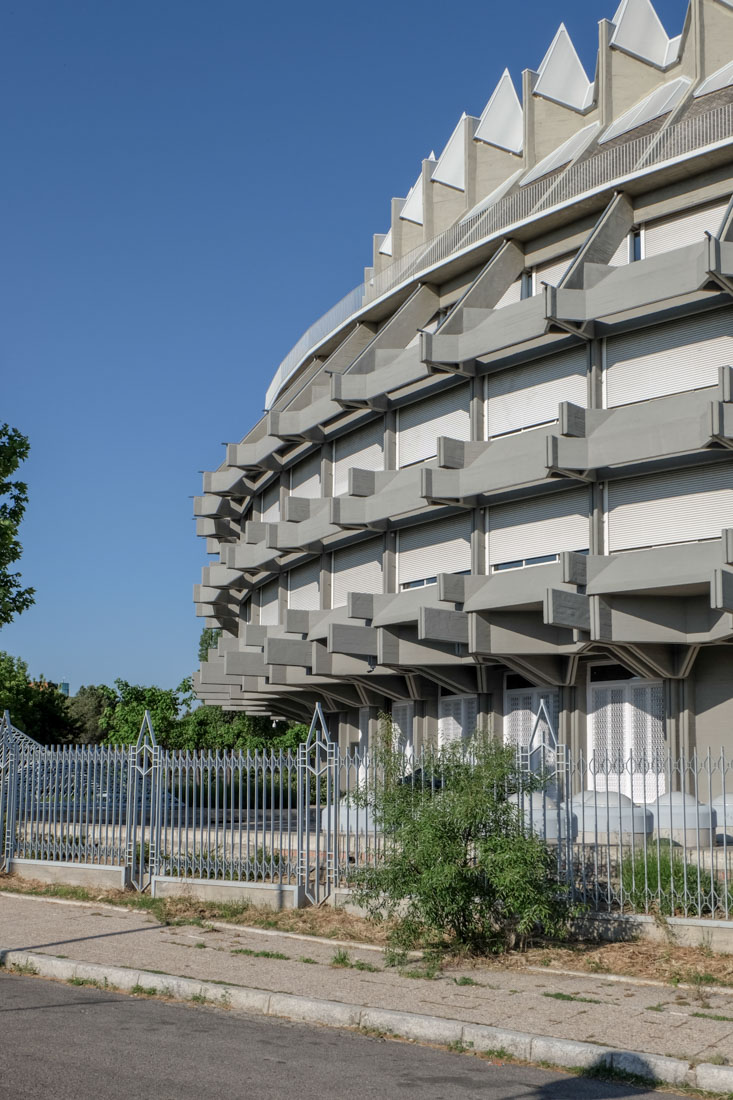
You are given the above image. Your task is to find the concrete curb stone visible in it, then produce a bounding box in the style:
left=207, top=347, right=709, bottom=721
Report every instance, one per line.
left=5, top=949, right=731, bottom=1094
left=695, top=1062, right=733, bottom=1093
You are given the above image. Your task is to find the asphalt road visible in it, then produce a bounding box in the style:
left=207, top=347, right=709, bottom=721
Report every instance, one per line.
left=0, top=973, right=688, bottom=1100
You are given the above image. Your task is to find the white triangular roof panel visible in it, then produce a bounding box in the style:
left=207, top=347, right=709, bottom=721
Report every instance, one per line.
left=378, top=228, right=393, bottom=257
left=600, top=76, right=691, bottom=143
left=400, top=175, right=424, bottom=225
left=694, top=59, right=733, bottom=98
left=431, top=113, right=467, bottom=191
left=475, top=69, right=523, bottom=154
left=611, top=0, right=679, bottom=67
left=534, top=24, right=594, bottom=112
left=522, top=121, right=600, bottom=186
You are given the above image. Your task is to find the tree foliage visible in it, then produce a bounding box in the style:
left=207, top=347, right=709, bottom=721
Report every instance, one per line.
left=0, top=424, right=35, bottom=627
left=99, top=679, right=183, bottom=746
left=0, top=651, right=79, bottom=745
left=351, top=724, right=574, bottom=956
left=65, top=684, right=116, bottom=744
left=198, top=627, right=222, bottom=662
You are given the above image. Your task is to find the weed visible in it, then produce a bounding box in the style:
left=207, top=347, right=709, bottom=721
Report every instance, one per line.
left=67, top=977, right=113, bottom=991
left=476, top=1047, right=511, bottom=1062
left=705, top=1053, right=728, bottom=1065
left=131, top=984, right=158, bottom=996
left=399, top=967, right=439, bottom=981
left=299, top=956, right=317, bottom=965
left=446, top=1040, right=468, bottom=1053
left=9, top=961, right=38, bottom=976
left=542, top=991, right=602, bottom=1005
left=691, top=1011, right=733, bottom=1023
left=230, top=948, right=289, bottom=960
left=352, top=959, right=380, bottom=972
left=646, top=1003, right=665, bottom=1012
left=453, top=976, right=479, bottom=987
left=194, top=942, right=207, bottom=949
left=331, top=949, right=351, bottom=968
left=190, top=992, right=207, bottom=1004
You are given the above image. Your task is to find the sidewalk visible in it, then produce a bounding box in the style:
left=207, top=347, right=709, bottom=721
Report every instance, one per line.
left=1, top=890, right=732, bottom=1094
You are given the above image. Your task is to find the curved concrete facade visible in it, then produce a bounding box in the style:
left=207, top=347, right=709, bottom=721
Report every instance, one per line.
left=194, top=0, right=733, bottom=771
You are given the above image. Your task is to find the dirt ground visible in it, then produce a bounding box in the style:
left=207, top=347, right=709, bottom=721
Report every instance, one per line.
left=2, top=872, right=732, bottom=987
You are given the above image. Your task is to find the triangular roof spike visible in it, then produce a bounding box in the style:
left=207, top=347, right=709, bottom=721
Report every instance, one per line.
left=136, top=709, right=158, bottom=750
left=400, top=154, right=434, bottom=225
left=611, top=0, right=680, bottom=67
left=475, top=68, right=523, bottom=154
left=378, top=227, right=393, bottom=256
left=534, top=24, right=594, bottom=112
left=431, top=112, right=468, bottom=191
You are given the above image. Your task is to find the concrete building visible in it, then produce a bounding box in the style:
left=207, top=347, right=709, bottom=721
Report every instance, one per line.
left=194, top=0, right=733, bottom=795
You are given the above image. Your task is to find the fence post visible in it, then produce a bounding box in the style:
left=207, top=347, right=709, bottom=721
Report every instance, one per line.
left=297, top=703, right=337, bottom=905
left=0, top=715, right=18, bottom=873
left=126, top=711, right=160, bottom=892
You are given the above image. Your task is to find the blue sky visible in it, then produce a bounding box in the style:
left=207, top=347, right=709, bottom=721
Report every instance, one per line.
left=1, top=0, right=688, bottom=692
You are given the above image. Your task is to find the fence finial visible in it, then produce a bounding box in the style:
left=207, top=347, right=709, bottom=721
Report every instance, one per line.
left=135, top=709, right=158, bottom=750
left=305, top=702, right=330, bottom=750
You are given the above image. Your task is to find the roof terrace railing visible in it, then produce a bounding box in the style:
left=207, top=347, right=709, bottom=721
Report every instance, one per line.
left=265, top=101, right=733, bottom=410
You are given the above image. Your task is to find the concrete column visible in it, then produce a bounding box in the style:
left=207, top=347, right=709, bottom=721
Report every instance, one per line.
left=384, top=530, right=397, bottom=594
left=320, top=552, right=331, bottom=611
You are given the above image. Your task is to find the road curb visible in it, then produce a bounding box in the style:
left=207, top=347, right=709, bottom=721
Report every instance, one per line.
left=3, top=949, right=732, bottom=1094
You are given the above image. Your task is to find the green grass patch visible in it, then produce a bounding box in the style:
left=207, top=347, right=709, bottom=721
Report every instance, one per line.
left=542, top=991, right=601, bottom=1005
left=299, top=956, right=317, bottom=965
left=230, top=948, right=289, bottom=960
left=691, top=1010, right=733, bottom=1023
left=131, top=984, right=158, bottom=996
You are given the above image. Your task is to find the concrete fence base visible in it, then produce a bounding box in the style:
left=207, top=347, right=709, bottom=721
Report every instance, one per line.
left=7, top=860, right=128, bottom=892
left=150, top=876, right=305, bottom=909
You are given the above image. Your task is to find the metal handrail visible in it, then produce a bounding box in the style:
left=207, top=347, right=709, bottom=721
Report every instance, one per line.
left=265, top=101, right=733, bottom=411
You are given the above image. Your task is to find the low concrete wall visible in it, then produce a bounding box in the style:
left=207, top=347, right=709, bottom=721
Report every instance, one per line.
left=151, top=876, right=305, bottom=909
left=575, top=911, right=733, bottom=951
left=330, top=888, right=733, bottom=950
left=8, top=860, right=128, bottom=891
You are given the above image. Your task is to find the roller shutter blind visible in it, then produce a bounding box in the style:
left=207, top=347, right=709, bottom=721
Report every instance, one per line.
left=487, top=347, right=587, bottom=437
left=391, top=702, right=414, bottom=755
left=504, top=688, right=559, bottom=751
left=589, top=681, right=666, bottom=800
left=290, top=452, right=321, bottom=499
left=488, top=488, right=589, bottom=567
left=534, top=252, right=574, bottom=290
left=331, top=538, right=383, bottom=608
left=494, top=278, right=522, bottom=310
left=333, top=421, right=384, bottom=496
left=287, top=560, right=321, bottom=610
left=605, top=308, right=733, bottom=407
left=644, top=199, right=728, bottom=258
left=259, top=580, right=279, bottom=626
left=438, top=694, right=479, bottom=746
left=397, top=384, right=471, bottom=467
left=397, top=514, right=472, bottom=587
left=259, top=482, right=280, bottom=522
left=607, top=463, right=733, bottom=551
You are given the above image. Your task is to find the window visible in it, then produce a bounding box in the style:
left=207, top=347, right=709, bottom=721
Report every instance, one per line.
left=438, top=694, right=478, bottom=746
left=588, top=677, right=666, bottom=801
left=391, top=702, right=414, bottom=758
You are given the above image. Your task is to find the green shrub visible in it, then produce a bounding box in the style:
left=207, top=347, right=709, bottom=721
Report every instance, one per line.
left=620, top=846, right=730, bottom=916
left=349, top=724, right=573, bottom=956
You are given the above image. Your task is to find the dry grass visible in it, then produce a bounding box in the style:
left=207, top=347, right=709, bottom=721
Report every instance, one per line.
left=2, top=872, right=731, bottom=984
left=0, top=872, right=390, bottom=944
left=462, top=941, right=733, bottom=987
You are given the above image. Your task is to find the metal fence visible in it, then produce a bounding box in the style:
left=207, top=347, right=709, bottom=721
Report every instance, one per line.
left=2, top=707, right=733, bottom=921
